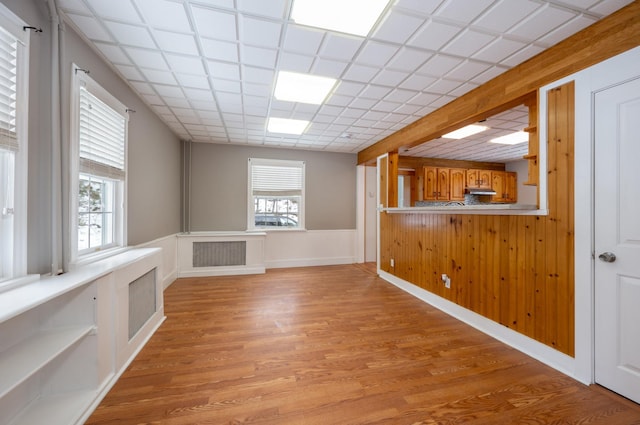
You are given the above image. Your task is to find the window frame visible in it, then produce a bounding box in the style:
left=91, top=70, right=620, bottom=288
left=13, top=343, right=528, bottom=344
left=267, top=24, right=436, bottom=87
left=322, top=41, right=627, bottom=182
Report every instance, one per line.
left=0, top=3, right=30, bottom=287
left=247, top=158, right=305, bottom=231
left=69, top=65, right=128, bottom=265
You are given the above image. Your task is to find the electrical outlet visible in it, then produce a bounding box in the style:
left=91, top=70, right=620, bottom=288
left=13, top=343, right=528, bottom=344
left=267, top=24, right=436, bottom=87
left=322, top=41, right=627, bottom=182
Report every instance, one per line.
left=390, top=258, right=395, bottom=267
left=441, top=273, right=451, bottom=288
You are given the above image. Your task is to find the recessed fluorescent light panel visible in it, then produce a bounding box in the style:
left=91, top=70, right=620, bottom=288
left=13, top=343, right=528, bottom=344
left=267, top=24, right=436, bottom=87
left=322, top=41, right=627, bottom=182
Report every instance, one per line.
left=267, top=117, right=310, bottom=135
left=274, top=71, right=337, bottom=105
left=442, top=124, right=488, bottom=139
left=291, top=0, right=390, bottom=37
left=490, top=131, right=529, bottom=145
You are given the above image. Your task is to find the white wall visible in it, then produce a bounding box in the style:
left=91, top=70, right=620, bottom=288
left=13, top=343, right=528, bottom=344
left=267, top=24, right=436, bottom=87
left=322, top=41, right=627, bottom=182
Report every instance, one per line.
left=365, top=166, right=377, bottom=262
left=506, top=159, right=537, bottom=205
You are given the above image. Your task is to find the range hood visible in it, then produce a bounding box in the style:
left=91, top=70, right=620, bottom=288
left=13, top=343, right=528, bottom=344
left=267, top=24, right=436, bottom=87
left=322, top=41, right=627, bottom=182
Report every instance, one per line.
left=466, top=187, right=497, bottom=196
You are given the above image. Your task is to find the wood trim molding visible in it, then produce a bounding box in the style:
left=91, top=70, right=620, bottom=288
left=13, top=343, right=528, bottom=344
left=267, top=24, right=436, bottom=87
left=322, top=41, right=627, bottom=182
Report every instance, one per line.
left=357, top=1, right=640, bottom=165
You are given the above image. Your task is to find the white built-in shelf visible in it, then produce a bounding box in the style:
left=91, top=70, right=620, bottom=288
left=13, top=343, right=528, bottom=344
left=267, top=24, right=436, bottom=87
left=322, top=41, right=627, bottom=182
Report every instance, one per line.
left=10, top=390, right=96, bottom=425
left=0, top=325, right=95, bottom=399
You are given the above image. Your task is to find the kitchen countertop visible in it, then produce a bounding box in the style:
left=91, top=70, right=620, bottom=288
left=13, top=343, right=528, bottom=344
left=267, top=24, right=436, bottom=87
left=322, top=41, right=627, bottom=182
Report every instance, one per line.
left=383, top=204, right=547, bottom=215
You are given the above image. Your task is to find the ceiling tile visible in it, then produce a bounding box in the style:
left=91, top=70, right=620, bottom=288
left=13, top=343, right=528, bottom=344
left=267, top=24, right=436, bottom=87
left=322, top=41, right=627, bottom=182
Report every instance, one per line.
left=387, top=47, right=432, bottom=72
left=94, top=42, right=130, bottom=64
left=342, top=64, right=380, bottom=84
left=192, top=6, right=237, bottom=41
left=394, top=0, right=445, bottom=15
left=384, top=89, right=419, bottom=103
left=242, top=82, right=271, bottom=96
left=444, top=29, right=496, bottom=57
left=241, top=46, right=278, bottom=68
left=104, top=22, right=156, bottom=48
left=166, top=53, right=205, bottom=75
left=278, top=52, right=314, bottom=73
left=154, top=31, right=199, bottom=55
left=164, top=97, right=190, bottom=109
left=588, top=0, right=634, bottom=15
left=408, top=20, right=462, bottom=52
left=399, top=74, right=437, bottom=90
left=240, top=16, right=281, bottom=48
left=201, top=38, right=239, bottom=62
left=241, top=66, right=274, bottom=85
left=153, top=84, right=184, bottom=97
left=471, top=65, right=508, bottom=85
left=184, top=88, right=215, bottom=101
left=371, top=69, right=410, bottom=87
left=537, top=15, right=598, bottom=46
left=333, top=81, right=365, bottom=97
left=176, top=73, right=210, bottom=89
left=66, top=14, right=113, bottom=42
left=141, top=69, right=177, bottom=84
left=212, top=78, right=241, bottom=93
left=425, top=78, right=461, bottom=95
left=237, top=0, right=287, bottom=19
left=360, top=85, right=392, bottom=99
left=354, top=41, right=398, bottom=67
left=283, top=25, right=325, bottom=54
left=473, top=37, right=527, bottom=63
left=136, top=0, right=191, bottom=32
left=435, top=0, right=494, bottom=24
left=311, top=59, right=349, bottom=79
left=500, top=44, right=544, bottom=67
left=474, top=0, right=542, bottom=33
left=318, top=33, right=363, bottom=62
left=373, top=10, right=425, bottom=44
left=418, top=54, right=464, bottom=76
left=510, top=5, right=578, bottom=42
left=207, top=61, right=241, bottom=80
left=129, top=81, right=154, bottom=94
left=86, top=0, right=141, bottom=23
left=446, top=60, right=491, bottom=80
left=115, top=64, right=144, bottom=80
left=124, top=47, right=168, bottom=69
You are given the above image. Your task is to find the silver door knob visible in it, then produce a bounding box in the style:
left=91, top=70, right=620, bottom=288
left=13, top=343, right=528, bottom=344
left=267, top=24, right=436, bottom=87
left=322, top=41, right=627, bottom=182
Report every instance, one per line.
left=598, top=252, right=616, bottom=263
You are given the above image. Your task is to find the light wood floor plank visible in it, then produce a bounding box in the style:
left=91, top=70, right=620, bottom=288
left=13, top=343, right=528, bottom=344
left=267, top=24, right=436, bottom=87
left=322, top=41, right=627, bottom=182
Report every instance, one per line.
left=86, top=264, right=640, bottom=424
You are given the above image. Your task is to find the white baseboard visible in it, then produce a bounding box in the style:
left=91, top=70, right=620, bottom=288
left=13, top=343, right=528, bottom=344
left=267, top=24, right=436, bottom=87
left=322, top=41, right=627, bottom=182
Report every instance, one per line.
left=379, top=270, right=582, bottom=383
left=177, top=265, right=266, bottom=277
left=266, top=256, right=355, bottom=269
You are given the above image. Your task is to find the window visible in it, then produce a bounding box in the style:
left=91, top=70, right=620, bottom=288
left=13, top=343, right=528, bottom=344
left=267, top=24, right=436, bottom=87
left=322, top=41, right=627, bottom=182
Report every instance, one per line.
left=0, top=4, right=29, bottom=285
left=248, top=158, right=305, bottom=230
left=70, top=66, right=128, bottom=261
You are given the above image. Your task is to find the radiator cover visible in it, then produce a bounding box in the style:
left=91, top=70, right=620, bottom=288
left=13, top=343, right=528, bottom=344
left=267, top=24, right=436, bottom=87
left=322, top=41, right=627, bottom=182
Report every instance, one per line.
left=193, top=241, right=246, bottom=267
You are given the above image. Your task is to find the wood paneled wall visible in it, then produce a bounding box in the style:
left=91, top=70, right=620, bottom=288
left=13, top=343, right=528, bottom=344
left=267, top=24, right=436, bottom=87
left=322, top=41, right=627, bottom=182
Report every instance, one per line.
left=380, top=82, right=575, bottom=356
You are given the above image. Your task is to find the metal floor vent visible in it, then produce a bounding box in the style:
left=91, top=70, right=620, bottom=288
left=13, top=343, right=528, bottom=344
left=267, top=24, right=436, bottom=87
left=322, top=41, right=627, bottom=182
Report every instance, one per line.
left=193, top=241, right=246, bottom=267
left=129, top=268, right=156, bottom=340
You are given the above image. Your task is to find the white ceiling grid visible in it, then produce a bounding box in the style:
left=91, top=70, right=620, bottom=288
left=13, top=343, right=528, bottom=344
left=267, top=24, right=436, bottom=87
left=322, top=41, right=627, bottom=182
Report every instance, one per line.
left=57, top=0, right=632, bottom=162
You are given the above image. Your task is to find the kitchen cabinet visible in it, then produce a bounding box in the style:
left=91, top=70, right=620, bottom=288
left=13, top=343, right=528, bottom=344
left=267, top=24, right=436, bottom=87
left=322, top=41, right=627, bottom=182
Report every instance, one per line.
left=466, top=169, right=492, bottom=189
left=423, top=167, right=466, bottom=201
left=449, top=168, right=466, bottom=201
left=491, top=171, right=517, bottom=203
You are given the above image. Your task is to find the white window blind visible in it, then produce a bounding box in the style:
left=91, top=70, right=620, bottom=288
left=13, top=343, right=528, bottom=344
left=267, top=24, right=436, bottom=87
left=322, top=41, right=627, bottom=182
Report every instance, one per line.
left=0, top=27, right=17, bottom=152
left=79, top=86, right=126, bottom=180
left=250, top=160, right=304, bottom=196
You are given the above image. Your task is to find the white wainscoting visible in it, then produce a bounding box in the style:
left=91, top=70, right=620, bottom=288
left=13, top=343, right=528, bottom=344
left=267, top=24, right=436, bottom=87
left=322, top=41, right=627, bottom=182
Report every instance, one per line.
left=264, top=229, right=357, bottom=269
left=136, top=234, right=178, bottom=289
left=177, top=232, right=266, bottom=277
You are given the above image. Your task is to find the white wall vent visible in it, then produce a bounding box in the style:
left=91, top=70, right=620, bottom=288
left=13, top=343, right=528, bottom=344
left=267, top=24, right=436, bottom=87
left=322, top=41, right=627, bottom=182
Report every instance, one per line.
left=193, top=241, right=246, bottom=267
left=128, top=268, right=157, bottom=340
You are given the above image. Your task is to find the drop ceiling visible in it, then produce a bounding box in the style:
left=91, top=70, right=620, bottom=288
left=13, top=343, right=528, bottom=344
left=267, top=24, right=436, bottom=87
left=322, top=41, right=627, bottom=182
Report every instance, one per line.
left=57, top=0, right=633, bottom=162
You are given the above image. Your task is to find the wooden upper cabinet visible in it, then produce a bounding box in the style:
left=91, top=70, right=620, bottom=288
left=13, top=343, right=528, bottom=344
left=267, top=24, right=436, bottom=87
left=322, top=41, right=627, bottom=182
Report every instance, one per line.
left=491, top=171, right=517, bottom=203
left=467, top=169, right=491, bottom=189
left=450, top=168, right=466, bottom=201
left=423, top=167, right=451, bottom=201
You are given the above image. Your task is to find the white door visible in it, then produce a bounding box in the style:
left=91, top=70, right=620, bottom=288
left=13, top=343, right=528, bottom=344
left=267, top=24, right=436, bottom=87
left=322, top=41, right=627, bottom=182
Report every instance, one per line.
left=594, top=76, right=640, bottom=404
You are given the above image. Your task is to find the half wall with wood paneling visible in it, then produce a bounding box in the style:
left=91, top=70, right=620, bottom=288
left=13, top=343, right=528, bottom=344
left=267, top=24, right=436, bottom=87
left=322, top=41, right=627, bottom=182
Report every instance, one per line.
left=380, top=82, right=575, bottom=356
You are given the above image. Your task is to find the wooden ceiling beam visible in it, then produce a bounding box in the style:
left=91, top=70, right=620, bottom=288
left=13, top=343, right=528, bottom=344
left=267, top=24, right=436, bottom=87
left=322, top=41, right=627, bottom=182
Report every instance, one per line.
left=357, top=1, right=640, bottom=165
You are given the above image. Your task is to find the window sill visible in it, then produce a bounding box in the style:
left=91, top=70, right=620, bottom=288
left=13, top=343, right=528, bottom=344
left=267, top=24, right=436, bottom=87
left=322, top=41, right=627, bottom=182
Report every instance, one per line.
left=247, top=228, right=307, bottom=232
left=0, top=274, right=40, bottom=295
left=69, top=246, right=130, bottom=271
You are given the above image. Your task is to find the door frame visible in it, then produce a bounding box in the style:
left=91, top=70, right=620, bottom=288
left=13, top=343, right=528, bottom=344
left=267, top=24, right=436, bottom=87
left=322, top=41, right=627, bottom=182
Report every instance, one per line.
left=538, top=46, right=640, bottom=385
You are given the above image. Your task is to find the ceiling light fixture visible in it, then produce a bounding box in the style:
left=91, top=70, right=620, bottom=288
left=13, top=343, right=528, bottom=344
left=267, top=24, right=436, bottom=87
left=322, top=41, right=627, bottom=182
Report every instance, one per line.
left=291, top=0, right=390, bottom=37
left=274, top=71, right=337, bottom=105
left=490, top=131, right=528, bottom=145
left=442, top=124, right=488, bottom=139
left=267, top=117, right=310, bottom=135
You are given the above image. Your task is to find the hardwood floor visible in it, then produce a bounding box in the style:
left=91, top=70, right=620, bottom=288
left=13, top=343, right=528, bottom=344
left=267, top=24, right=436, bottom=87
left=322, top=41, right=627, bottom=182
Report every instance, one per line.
left=86, top=264, right=640, bottom=424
